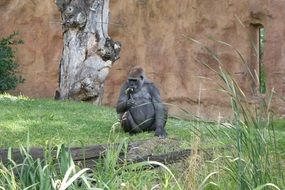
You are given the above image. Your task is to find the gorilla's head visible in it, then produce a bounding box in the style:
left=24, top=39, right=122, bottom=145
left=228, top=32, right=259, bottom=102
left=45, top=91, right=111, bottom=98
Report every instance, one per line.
left=127, top=66, right=145, bottom=93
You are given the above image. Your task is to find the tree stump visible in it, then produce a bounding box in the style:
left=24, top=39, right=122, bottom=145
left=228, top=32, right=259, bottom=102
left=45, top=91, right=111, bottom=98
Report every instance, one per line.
left=55, top=0, right=121, bottom=104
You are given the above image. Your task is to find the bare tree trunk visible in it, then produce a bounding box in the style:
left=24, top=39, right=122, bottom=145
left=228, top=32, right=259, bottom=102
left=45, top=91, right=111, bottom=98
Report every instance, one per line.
left=55, top=0, right=121, bottom=105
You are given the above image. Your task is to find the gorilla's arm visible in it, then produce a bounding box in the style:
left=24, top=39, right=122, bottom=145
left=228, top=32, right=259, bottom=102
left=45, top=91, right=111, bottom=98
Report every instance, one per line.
left=148, top=84, right=167, bottom=137
left=116, top=82, right=129, bottom=113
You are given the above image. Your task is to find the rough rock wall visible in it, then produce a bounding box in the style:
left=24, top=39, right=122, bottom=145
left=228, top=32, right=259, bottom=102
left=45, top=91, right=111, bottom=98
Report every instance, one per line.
left=0, top=0, right=284, bottom=119
left=0, top=0, right=62, bottom=98
left=105, top=0, right=285, bottom=119
left=263, top=0, right=285, bottom=115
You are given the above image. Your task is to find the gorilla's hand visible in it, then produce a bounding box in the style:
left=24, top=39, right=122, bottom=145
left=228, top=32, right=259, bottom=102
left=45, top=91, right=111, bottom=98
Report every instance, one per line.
left=154, top=127, right=167, bottom=139
left=126, top=99, right=136, bottom=109
left=125, top=87, right=134, bottom=95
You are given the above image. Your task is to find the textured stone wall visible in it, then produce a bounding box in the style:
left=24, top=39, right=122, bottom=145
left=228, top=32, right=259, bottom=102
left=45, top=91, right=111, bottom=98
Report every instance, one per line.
left=0, top=0, right=284, bottom=119
left=263, top=0, right=285, bottom=115
left=0, top=0, right=62, bottom=98
left=105, top=0, right=285, bottom=119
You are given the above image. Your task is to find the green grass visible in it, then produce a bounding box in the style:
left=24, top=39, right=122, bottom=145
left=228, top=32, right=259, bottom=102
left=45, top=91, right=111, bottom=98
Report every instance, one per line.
left=1, top=93, right=285, bottom=189
left=0, top=93, right=283, bottom=151
left=0, top=93, right=203, bottom=148
left=186, top=35, right=285, bottom=189
left=0, top=140, right=184, bottom=190
left=0, top=94, right=116, bottom=147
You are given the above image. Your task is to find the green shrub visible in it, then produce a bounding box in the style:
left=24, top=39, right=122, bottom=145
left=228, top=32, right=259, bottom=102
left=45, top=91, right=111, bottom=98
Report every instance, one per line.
left=0, top=32, right=24, bottom=93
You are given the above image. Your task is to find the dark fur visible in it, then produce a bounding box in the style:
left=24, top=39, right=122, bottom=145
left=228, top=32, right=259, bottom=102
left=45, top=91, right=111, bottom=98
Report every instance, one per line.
left=128, top=67, right=144, bottom=78
left=116, top=67, right=167, bottom=138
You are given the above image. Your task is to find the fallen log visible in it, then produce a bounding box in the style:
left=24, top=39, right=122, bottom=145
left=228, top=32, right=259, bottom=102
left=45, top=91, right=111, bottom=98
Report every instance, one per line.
left=0, top=143, right=131, bottom=164
left=74, top=148, right=193, bottom=169
left=0, top=145, right=108, bottom=164
left=0, top=139, right=193, bottom=168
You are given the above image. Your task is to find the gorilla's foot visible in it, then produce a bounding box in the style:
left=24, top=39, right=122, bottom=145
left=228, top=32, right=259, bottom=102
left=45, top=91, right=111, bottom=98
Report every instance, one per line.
left=154, top=128, right=167, bottom=139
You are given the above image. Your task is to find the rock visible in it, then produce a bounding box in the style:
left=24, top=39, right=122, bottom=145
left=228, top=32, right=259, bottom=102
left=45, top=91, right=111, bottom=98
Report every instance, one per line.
left=0, top=0, right=284, bottom=120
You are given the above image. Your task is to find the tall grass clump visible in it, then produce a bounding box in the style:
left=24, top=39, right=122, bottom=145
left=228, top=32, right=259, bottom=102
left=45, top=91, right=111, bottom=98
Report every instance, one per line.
left=0, top=138, right=183, bottom=189
left=0, top=144, right=92, bottom=190
left=93, top=138, right=182, bottom=190
left=187, top=36, right=285, bottom=190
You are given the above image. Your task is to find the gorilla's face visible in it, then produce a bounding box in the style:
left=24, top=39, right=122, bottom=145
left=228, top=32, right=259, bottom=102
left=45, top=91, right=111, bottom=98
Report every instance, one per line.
left=128, top=76, right=143, bottom=92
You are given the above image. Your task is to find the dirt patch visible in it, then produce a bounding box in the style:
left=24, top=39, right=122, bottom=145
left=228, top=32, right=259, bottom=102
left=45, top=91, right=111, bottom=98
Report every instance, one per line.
left=126, top=138, right=186, bottom=160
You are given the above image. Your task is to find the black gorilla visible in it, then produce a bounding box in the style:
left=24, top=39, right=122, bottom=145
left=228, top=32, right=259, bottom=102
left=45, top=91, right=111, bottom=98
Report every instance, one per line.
left=116, top=67, right=167, bottom=138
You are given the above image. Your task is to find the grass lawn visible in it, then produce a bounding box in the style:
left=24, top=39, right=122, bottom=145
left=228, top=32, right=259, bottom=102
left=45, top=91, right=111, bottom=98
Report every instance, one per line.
left=1, top=94, right=285, bottom=189
left=0, top=94, right=284, bottom=150
left=0, top=94, right=203, bottom=148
